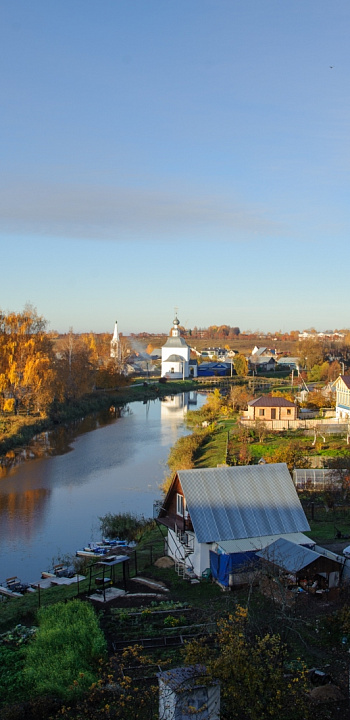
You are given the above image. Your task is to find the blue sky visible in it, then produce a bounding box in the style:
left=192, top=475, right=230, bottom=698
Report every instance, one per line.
left=1, top=1, right=349, bottom=334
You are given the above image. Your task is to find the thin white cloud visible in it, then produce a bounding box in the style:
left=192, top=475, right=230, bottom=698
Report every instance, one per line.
left=0, top=181, right=284, bottom=241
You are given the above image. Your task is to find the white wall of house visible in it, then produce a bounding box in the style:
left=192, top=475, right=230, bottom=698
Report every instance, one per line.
left=167, top=529, right=211, bottom=577
left=336, top=406, right=350, bottom=419
left=190, top=534, right=211, bottom=576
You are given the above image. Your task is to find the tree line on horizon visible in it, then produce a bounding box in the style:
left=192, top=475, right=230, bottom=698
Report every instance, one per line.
left=131, top=325, right=350, bottom=346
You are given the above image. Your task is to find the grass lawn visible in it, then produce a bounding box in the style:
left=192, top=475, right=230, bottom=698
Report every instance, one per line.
left=195, top=421, right=233, bottom=467
left=305, top=519, right=350, bottom=543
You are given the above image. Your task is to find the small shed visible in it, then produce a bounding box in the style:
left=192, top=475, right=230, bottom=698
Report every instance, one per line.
left=158, top=665, right=220, bottom=720
left=257, top=537, right=342, bottom=595
left=211, top=532, right=314, bottom=589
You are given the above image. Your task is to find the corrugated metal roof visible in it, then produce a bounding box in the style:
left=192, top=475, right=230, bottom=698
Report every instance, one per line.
left=217, top=532, right=314, bottom=554
left=178, top=463, right=310, bottom=544
left=256, top=537, right=321, bottom=572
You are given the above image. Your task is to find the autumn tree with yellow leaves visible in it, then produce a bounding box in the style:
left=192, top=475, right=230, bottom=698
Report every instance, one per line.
left=0, top=305, right=56, bottom=416
left=54, top=328, right=96, bottom=403
left=0, top=307, right=136, bottom=425
left=184, top=604, right=309, bottom=720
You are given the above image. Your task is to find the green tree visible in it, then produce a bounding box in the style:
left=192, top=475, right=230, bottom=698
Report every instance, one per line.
left=307, top=361, right=329, bottom=382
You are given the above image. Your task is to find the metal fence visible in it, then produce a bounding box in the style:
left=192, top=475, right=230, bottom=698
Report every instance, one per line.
left=302, top=503, right=350, bottom=523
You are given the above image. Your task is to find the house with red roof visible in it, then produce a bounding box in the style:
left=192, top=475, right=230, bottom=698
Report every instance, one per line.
left=247, top=396, right=298, bottom=421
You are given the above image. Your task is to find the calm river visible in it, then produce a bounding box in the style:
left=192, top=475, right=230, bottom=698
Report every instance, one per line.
left=0, top=392, right=206, bottom=585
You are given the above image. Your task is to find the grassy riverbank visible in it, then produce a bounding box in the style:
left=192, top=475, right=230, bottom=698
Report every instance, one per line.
left=0, top=379, right=208, bottom=458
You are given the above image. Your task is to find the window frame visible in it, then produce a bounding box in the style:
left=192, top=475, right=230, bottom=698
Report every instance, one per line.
left=176, top=493, right=184, bottom=516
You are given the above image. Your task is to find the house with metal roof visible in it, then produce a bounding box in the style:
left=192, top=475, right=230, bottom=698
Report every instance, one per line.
left=249, top=355, right=277, bottom=373
left=246, top=396, right=298, bottom=421
left=157, top=463, right=313, bottom=586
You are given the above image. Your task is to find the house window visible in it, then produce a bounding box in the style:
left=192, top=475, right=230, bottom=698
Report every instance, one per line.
left=176, top=493, right=184, bottom=516
left=259, top=409, right=265, bottom=416
left=287, top=409, right=291, bottom=415
left=171, top=367, right=174, bottom=373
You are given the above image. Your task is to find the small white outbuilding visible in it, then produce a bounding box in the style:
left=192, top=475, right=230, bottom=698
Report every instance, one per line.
left=158, top=665, right=220, bottom=720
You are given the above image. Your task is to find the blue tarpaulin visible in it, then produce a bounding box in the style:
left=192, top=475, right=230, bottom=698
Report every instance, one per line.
left=210, top=550, right=258, bottom=587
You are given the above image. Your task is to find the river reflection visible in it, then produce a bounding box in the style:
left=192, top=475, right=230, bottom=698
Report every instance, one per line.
left=0, top=392, right=206, bottom=583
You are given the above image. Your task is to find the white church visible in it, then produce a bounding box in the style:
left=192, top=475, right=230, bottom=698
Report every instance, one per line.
left=110, top=320, right=121, bottom=361
left=161, top=315, right=197, bottom=379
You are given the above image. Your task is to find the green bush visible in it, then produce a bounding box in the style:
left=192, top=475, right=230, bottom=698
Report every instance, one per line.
left=24, top=600, right=106, bottom=699
left=99, top=511, right=152, bottom=542
left=0, top=644, right=26, bottom=706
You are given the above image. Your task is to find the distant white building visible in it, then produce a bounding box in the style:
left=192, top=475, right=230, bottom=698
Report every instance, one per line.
left=161, top=315, right=196, bottom=379
left=110, top=320, right=121, bottom=361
